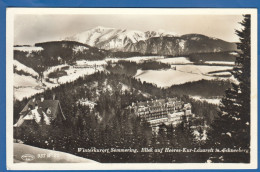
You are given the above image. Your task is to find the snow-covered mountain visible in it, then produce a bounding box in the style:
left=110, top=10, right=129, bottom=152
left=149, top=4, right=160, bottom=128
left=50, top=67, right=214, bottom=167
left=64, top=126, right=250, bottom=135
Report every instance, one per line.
left=123, top=34, right=237, bottom=56
left=64, top=26, right=177, bottom=50
left=64, top=26, right=237, bottom=55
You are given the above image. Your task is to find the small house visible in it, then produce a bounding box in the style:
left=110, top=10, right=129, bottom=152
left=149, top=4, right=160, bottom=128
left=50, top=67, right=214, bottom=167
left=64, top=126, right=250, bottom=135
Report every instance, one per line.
left=14, top=97, right=66, bottom=127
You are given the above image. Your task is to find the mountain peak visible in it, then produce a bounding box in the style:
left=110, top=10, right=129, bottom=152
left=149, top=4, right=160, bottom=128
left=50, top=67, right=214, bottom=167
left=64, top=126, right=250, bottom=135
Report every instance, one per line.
left=92, top=26, right=115, bottom=30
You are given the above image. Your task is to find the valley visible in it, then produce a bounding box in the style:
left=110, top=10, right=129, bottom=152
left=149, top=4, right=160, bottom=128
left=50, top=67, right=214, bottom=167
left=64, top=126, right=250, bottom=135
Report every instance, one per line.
left=14, top=54, right=235, bottom=102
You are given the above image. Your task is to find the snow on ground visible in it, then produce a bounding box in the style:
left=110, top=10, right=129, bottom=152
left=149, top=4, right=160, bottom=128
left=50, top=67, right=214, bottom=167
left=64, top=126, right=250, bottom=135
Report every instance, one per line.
left=14, top=74, right=39, bottom=87
left=14, top=46, right=43, bottom=52
left=135, top=69, right=214, bottom=87
left=156, top=57, right=192, bottom=64
left=121, top=83, right=130, bottom=91
left=14, top=87, right=44, bottom=101
left=14, top=60, right=39, bottom=77
left=76, top=60, right=107, bottom=66
left=135, top=65, right=233, bottom=88
left=229, top=52, right=239, bottom=55
left=116, top=30, right=147, bottom=44
left=14, top=74, right=45, bottom=100
left=77, top=98, right=96, bottom=110
left=191, top=96, right=221, bottom=105
left=175, top=65, right=233, bottom=75
left=14, top=63, right=105, bottom=100
left=58, top=67, right=100, bottom=84
left=14, top=143, right=97, bottom=163
left=105, top=58, right=120, bottom=63
left=207, top=71, right=232, bottom=77
left=178, top=40, right=186, bottom=51
left=204, top=61, right=235, bottom=65
left=124, top=56, right=164, bottom=63
left=193, top=128, right=207, bottom=141
left=14, top=57, right=234, bottom=100
left=43, top=64, right=69, bottom=78
left=73, top=45, right=89, bottom=52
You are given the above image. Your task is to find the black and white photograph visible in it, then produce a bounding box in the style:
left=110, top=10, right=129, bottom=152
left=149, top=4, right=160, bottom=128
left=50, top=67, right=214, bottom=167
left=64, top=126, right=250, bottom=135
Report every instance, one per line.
left=6, top=8, right=257, bottom=170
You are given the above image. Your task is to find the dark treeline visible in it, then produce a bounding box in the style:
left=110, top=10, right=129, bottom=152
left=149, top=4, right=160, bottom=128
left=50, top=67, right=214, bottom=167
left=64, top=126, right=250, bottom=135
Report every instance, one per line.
left=205, top=15, right=251, bottom=163
left=36, top=41, right=108, bottom=62
left=168, top=79, right=232, bottom=98
left=13, top=65, right=37, bottom=79
left=106, top=60, right=171, bottom=76
left=47, top=66, right=69, bottom=78
left=108, top=51, right=155, bottom=58
left=187, top=51, right=237, bottom=63
left=181, top=95, right=219, bottom=124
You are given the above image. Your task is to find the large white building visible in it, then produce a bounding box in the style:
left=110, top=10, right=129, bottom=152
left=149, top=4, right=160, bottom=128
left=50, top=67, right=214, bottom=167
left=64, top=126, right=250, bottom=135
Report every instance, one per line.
left=130, top=98, right=194, bottom=127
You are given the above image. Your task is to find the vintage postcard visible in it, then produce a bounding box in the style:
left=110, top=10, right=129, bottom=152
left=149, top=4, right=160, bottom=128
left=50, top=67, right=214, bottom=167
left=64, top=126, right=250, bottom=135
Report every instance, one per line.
left=6, top=8, right=258, bottom=170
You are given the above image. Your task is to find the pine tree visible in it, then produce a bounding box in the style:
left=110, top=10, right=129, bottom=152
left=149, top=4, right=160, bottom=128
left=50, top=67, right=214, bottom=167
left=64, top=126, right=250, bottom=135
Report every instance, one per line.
left=207, top=15, right=251, bottom=162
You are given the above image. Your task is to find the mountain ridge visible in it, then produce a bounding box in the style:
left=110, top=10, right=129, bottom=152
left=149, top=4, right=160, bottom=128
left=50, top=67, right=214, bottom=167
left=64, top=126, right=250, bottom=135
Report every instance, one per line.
left=64, top=26, right=237, bottom=55
left=64, top=26, right=177, bottom=50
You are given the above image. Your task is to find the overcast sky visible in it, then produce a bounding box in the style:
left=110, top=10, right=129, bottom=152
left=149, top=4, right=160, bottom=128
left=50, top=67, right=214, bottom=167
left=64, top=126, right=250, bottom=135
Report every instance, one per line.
left=14, top=14, right=244, bottom=45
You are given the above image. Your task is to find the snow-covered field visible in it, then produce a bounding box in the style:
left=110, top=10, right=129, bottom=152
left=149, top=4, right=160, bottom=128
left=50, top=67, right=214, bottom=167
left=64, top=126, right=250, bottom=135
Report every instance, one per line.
left=15, top=60, right=107, bottom=100
left=175, top=65, right=233, bottom=75
left=42, top=62, right=105, bottom=84
left=14, top=87, right=44, bottom=101
left=76, top=60, right=107, bottom=66
left=135, top=69, right=214, bottom=87
left=14, top=60, right=39, bottom=78
left=14, top=46, right=43, bottom=52
left=229, top=52, right=239, bottom=55
left=14, top=143, right=96, bottom=163
left=43, top=64, right=69, bottom=78
left=156, top=57, right=192, bottom=64
left=14, top=56, right=235, bottom=100
left=14, top=74, right=44, bottom=100
left=191, top=96, right=221, bottom=105
left=135, top=65, right=233, bottom=88
left=204, top=61, right=235, bottom=65
left=14, top=74, right=39, bottom=87
left=58, top=67, right=100, bottom=84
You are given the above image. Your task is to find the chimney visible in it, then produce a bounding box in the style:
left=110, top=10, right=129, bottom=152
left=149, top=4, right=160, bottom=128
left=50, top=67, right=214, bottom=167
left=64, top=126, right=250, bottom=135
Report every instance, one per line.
left=41, top=96, right=44, bottom=102
left=53, top=94, right=56, bottom=100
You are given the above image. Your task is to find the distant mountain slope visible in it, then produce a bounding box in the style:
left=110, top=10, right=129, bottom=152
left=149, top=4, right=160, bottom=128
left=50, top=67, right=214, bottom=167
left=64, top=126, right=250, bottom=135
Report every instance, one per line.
left=124, top=34, right=237, bottom=56
left=35, top=41, right=108, bottom=62
left=14, top=60, right=39, bottom=78
left=64, top=26, right=176, bottom=50
left=14, top=41, right=109, bottom=73
left=64, top=26, right=237, bottom=56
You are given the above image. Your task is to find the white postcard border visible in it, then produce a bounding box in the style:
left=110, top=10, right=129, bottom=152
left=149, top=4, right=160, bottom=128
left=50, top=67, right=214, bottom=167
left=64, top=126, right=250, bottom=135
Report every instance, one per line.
left=6, top=8, right=258, bottom=170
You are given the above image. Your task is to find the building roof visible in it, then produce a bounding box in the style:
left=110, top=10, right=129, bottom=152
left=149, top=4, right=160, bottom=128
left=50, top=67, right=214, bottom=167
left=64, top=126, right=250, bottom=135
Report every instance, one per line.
left=137, top=99, right=166, bottom=107
left=20, top=99, right=64, bottom=120
left=15, top=99, right=66, bottom=127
